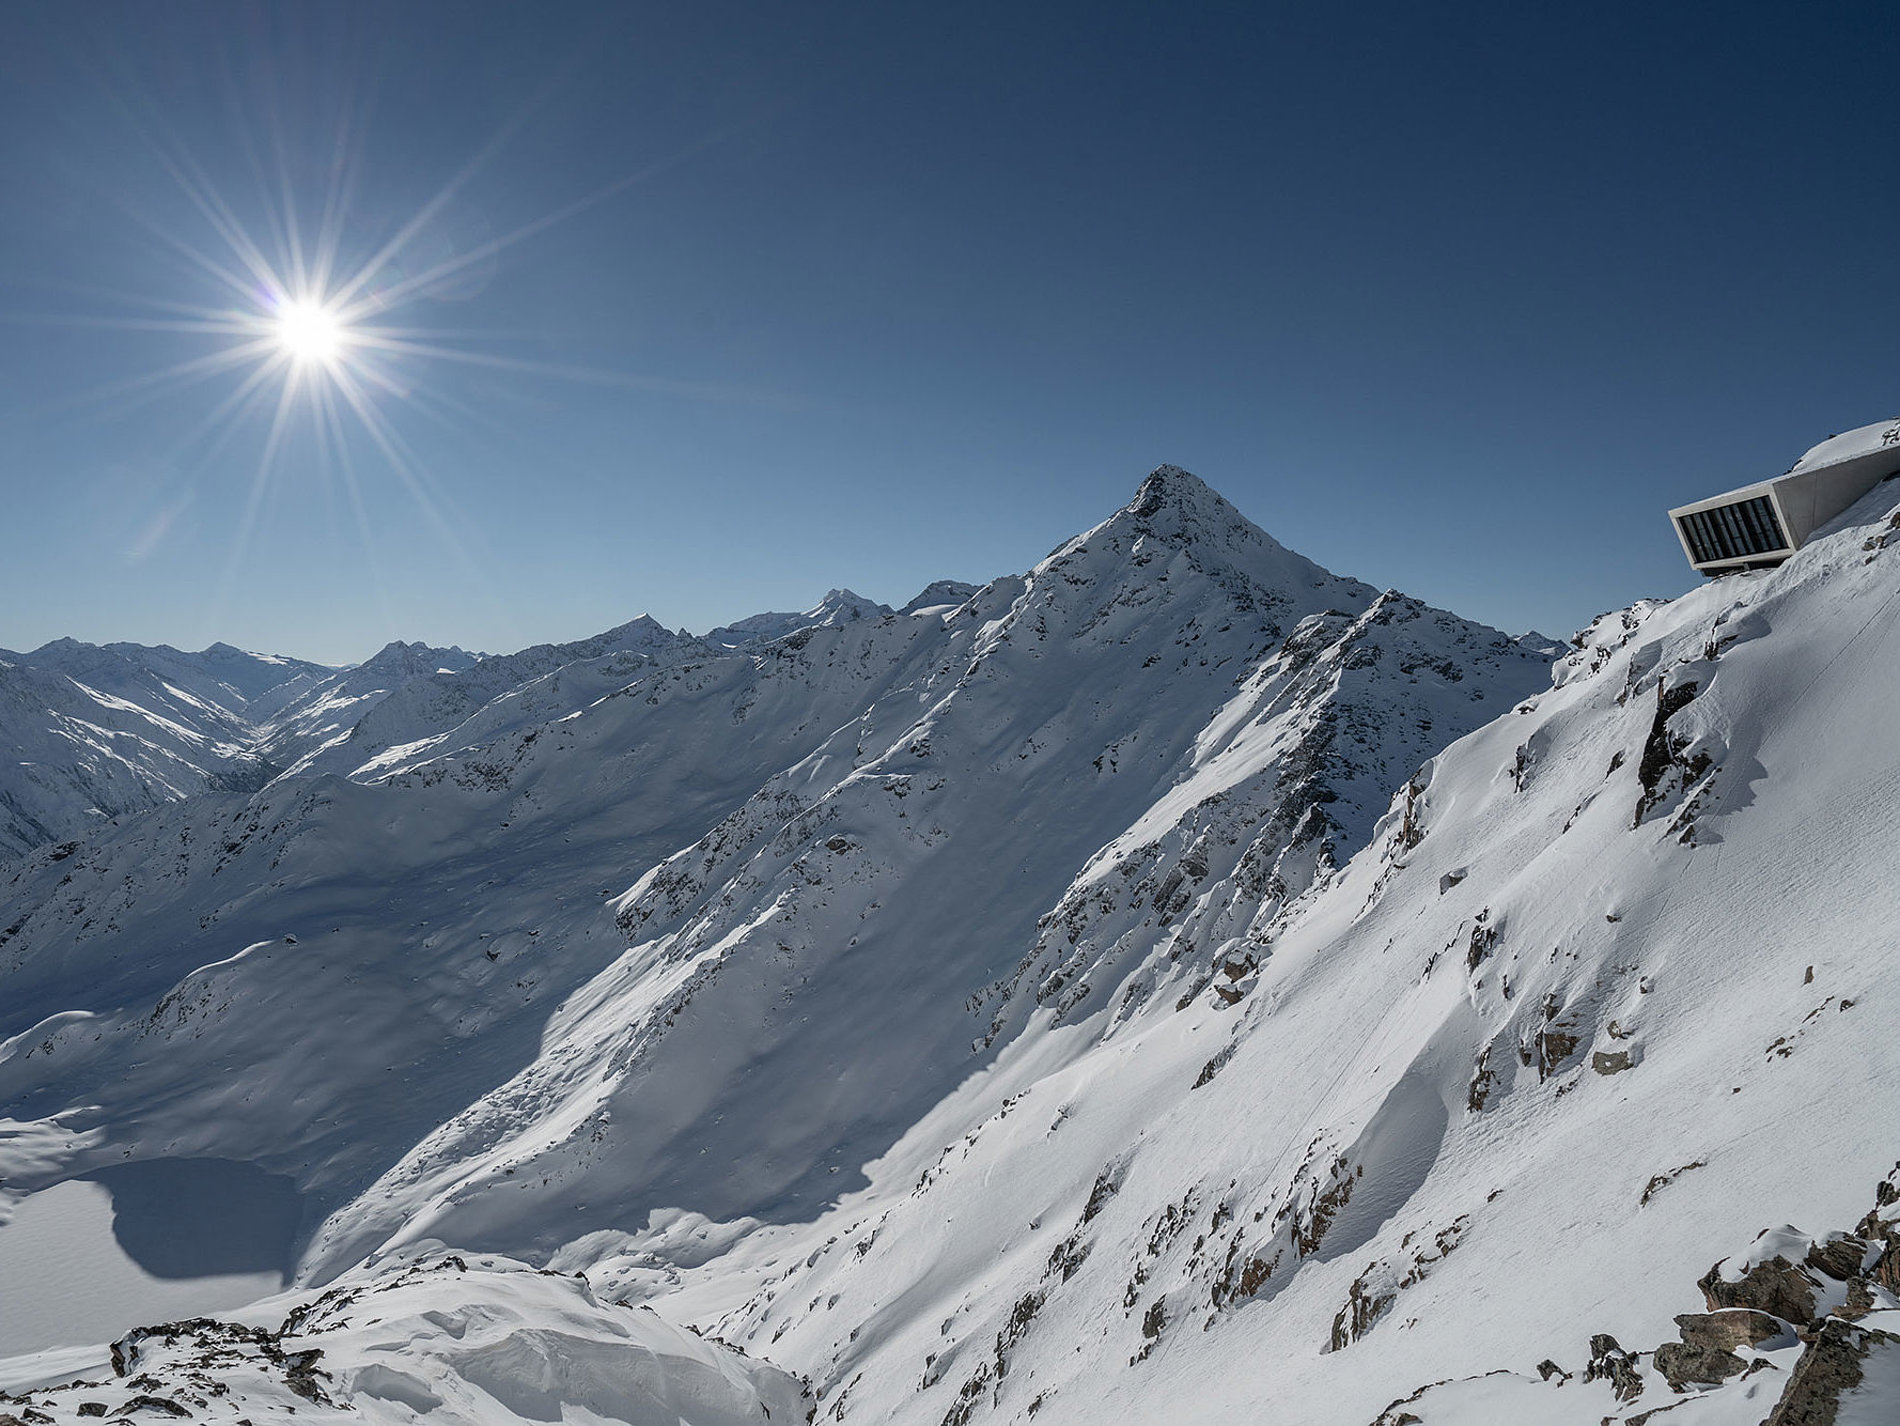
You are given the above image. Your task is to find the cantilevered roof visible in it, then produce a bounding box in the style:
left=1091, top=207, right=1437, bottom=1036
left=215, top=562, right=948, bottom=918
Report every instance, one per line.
left=1668, top=416, right=1900, bottom=576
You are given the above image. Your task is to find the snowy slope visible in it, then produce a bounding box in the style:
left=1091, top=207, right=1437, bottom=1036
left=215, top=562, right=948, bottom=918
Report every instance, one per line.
left=1785, top=414, right=1900, bottom=474
left=9, top=464, right=1900, bottom=1425
left=590, top=472, right=1900, bottom=1426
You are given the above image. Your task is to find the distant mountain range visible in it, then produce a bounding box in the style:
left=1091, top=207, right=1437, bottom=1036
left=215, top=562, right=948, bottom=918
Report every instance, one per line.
left=0, top=588, right=975, bottom=861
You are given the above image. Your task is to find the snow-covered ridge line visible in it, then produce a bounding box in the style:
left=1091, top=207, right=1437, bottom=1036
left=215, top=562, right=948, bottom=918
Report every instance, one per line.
left=1, top=468, right=1551, bottom=1374
left=0, top=578, right=967, bottom=861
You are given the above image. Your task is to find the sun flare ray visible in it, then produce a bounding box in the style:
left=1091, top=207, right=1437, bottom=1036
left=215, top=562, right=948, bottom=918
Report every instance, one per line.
left=16, top=68, right=782, bottom=611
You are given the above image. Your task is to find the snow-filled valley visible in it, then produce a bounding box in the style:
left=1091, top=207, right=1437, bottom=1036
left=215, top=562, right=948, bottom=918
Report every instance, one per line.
left=5, top=461, right=1900, bottom=1425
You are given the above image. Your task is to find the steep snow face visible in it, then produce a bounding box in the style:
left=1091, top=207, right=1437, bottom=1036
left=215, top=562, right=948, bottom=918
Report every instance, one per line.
left=584, top=475, right=1900, bottom=1426
left=0, top=1249, right=807, bottom=1426
left=282, top=469, right=1547, bottom=1280
left=971, top=587, right=1554, bottom=1053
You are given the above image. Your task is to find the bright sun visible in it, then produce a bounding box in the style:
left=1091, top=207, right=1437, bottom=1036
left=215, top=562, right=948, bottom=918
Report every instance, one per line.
left=273, top=298, right=347, bottom=365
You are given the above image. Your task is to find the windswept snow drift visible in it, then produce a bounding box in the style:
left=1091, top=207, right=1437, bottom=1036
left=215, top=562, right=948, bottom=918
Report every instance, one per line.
left=5, top=465, right=1900, bottom=1425
left=0, top=1249, right=808, bottom=1426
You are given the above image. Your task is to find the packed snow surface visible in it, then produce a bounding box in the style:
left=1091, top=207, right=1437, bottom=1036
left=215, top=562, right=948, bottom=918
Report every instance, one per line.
left=0, top=1180, right=280, bottom=1355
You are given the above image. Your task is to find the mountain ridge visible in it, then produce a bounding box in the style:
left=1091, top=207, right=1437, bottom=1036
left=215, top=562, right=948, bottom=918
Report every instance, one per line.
left=0, top=468, right=1556, bottom=1303
left=11, top=465, right=1896, bottom=1425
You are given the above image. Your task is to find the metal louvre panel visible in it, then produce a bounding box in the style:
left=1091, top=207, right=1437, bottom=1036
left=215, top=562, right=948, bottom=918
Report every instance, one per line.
left=1747, top=495, right=1790, bottom=550
left=1680, top=511, right=1714, bottom=562
left=1687, top=508, right=1717, bottom=562
left=1679, top=495, right=1790, bottom=564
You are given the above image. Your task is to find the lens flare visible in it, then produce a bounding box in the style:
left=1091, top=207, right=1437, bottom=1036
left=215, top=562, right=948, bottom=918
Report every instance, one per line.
left=272, top=298, right=346, bottom=365
left=9, top=75, right=778, bottom=631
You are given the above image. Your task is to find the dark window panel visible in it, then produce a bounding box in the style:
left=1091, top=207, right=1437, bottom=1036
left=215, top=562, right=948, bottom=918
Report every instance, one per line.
left=1710, top=508, right=1740, bottom=558
left=1690, top=512, right=1716, bottom=562
left=1682, top=494, right=1793, bottom=566
left=1752, top=496, right=1790, bottom=549
left=1684, top=511, right=1715, bottom=562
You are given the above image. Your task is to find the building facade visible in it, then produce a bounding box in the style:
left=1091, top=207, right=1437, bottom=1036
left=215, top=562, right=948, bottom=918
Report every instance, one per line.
left=1670, top=418, right=1900, bottom=575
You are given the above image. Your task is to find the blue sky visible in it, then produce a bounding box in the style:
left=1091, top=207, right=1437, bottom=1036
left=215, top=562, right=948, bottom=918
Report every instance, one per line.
left=1, top=1, right=1895, bottom=665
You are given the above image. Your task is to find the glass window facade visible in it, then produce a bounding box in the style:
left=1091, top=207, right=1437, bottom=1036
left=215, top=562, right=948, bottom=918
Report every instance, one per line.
left=1677, top=495, right=1790, bottom=565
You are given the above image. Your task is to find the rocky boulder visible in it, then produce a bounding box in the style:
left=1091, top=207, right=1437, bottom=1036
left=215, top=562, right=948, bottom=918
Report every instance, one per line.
left=1699, top=1234, right=1825, bottom=1324
left=1653, top=1307, right=1790, bottom=1388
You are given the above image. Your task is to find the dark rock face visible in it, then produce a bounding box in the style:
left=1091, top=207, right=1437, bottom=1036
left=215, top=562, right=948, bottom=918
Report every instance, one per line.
left=1765, top=1317, right=1900, bottom=1426
left=1698, top=1254, right=1821, bottom=1325
left=1649, top=1351, right=1747, bottom=1399
left=1681, top=1307, right=1791, bottom=1352
left=1633, top=678, right=1712, bottom=827
left=1654, top=1308, right=1789, bottom=1388
left=1535, top=1024, right=1581, bottom=1080
left=1876, top=1251, right=1900, bottom=1296
left=1380, top=1162, right=1900, bottom=1423
left=1583, top=1333, right=1645, bottom=1402
left=1854, top=1164, right=1900, bottom=1291
left=1803, top=1235, right=1871, bottom=1282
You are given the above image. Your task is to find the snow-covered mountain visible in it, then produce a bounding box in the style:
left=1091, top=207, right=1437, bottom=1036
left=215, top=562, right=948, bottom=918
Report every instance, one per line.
left=247, top=638, right=485, bottom=779
left=0, top=641, right=328, bottom=860
left=0, top=594, right=905, bottom=862
left=5, top=463, right=1900, bottom=1425
left=256, top=620, right=685, bottom=781
left=702, top=588, right=895, bottom=650
left=291, top=472, right=1554, bottom=1278
left=900, top=580, right=982, bottom=616
left=623, top=470, right=1900, bottom=1426
left=13, top=639, right=335, bottom=718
